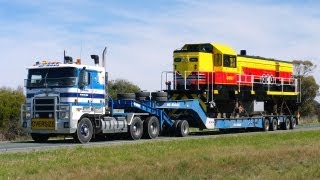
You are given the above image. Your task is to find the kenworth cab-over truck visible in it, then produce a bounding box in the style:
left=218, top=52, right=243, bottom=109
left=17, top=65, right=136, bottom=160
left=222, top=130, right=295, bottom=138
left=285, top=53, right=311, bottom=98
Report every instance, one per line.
left=21, top=46, right=299, bottom=143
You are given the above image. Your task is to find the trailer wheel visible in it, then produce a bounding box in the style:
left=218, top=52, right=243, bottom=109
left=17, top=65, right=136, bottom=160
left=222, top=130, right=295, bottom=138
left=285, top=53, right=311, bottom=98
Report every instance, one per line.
left=270, top=118, right=277, bottom=131
left=171, top=120, right=181, bottom=136
left=263, top=118, right=270, bottom=131
left=74, top=117, right=93, bottom=143
left=290, top=117, right=297, bottom=129
left=282, top=118, right=290, bottom=130
left=129, top=117, right=143, bottom=140
left=143, top=116, right=160, bottom=139
left=31, top=133, right=49, bottom=143
left=177, top=120, right=189, bottom=137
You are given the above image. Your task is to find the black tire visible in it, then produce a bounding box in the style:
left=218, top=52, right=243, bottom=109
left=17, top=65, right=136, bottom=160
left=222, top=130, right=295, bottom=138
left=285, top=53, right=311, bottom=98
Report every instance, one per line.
left=117, top=93, right=136, bottom=100
left=152, top=96, right=168, bottom=101
left=31, top=133, right=49, bottom=143
left=136, top=96, right=147, bottom=101
left=151, top=92, right=168, bottom=97
left=74, top=117, right=93, bottom=143
left=263, top=118, right=270, bottom=131
left=270, top=118, right=278, bottom=131
left=171, top=120, right=181, bottom=136
left=290, top=117, right=296, bottom=129
left=177, top=120, right=189, bottom=137
left=282, top=118, right=290, bottom=130
left=136, top=92, right=150, bottom=97
left=129, top=117, right=143, bottom=140
left=143, top=116, right=160, bottom=139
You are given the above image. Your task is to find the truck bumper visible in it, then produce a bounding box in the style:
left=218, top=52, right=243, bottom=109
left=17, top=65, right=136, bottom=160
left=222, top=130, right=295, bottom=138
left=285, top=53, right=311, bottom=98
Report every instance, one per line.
left=22, top=120, right=77, bottom=134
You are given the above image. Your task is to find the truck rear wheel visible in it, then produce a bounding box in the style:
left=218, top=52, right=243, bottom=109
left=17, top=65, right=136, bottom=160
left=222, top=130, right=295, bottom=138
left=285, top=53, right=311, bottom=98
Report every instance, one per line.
left=177, top=120, right=189, bottom=137
left=143, top=116, right=160, bottom=139
left=129, top=117, right=143, bottom=140
left=31, top=133, right=49, bottom=143
left=74, top=117, right=93, bottom=143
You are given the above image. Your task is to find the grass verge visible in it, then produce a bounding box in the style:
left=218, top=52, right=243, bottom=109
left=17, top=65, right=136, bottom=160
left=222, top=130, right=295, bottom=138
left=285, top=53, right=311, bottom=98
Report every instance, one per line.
left=1, top=130, right=320, bottom=179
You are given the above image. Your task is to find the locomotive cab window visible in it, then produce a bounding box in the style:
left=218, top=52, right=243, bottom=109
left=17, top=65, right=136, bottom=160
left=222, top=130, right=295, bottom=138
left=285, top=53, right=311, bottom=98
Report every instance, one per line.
left=223, top=55, right=236, bottom=68
left=214, top=53, right=222, bottom=66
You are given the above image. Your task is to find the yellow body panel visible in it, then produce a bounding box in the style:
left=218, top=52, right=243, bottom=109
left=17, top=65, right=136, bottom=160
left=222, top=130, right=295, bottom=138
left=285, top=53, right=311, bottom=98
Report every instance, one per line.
left=237, top=56, right=293, bottom=74
left=267, top=91, right=298, bottom=96
left=213, top=43, right=237, bottom=55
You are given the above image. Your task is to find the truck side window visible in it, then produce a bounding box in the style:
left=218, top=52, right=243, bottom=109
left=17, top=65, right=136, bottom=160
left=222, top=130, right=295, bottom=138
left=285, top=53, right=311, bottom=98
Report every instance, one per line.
left=223, top=55, right=236, bottom=68
left=88, top=72, right=91, bottom=85
left=214, top=54, right=222, bottom=66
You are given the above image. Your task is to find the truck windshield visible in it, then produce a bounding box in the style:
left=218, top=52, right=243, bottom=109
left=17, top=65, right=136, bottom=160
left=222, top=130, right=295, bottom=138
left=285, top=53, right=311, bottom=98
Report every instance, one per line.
left=25, top=67, right=78, bottom=88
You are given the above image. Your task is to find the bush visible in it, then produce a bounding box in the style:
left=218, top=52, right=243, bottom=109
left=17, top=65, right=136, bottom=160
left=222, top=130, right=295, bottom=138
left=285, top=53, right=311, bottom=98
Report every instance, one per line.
left=0, top=86, right=26, bottom=141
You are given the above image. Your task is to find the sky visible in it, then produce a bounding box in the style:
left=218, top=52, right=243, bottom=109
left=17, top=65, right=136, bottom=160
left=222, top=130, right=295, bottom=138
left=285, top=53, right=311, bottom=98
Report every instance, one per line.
left=0, top=0, right=320, bottom=91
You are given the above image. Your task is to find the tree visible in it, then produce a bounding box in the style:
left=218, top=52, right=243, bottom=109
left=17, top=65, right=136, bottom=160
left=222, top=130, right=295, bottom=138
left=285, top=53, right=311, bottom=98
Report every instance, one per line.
left=292, top=60, right=319, bottom=116
left=292, top=60, right=316, bottom=77
left=0, top=86, right=26, bottom=140
left=108, top=79, right=141, bottom=99
left=300, top=76, right=319, bottom=116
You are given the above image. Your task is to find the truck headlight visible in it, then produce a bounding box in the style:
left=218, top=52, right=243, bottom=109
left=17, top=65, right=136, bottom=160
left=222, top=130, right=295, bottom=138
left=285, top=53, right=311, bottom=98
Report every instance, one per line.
left=35, top=113, right=39, bottom=118
left=26, top=112, right=31, bottom=119
left=60, top=112, right=69, bottom=119
left=49, top=113, right=53, bottom=118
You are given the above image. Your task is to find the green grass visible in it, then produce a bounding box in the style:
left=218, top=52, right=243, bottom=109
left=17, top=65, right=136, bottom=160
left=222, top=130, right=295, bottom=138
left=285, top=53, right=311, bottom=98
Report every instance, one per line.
left=1, top=130, right=320, bottom=179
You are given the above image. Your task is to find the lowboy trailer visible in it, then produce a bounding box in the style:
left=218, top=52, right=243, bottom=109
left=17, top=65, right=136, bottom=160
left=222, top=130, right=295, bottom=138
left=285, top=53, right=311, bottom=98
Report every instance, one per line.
left=21, top=46, right=299, bottom=143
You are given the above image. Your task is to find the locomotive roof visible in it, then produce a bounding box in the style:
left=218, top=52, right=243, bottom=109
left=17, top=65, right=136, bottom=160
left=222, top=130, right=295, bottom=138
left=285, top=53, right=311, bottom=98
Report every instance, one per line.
left=213, top=43, right=292, bottom=64
left=212, top=43, right=237, bottom=55
left=237, top=55, right=292, bottom=64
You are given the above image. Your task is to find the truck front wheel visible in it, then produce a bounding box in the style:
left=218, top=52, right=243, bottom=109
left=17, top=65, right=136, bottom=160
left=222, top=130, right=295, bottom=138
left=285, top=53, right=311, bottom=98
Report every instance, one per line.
left=74, top=117, right=93, bottom=143
left=129, top=117, right=143, bottom=140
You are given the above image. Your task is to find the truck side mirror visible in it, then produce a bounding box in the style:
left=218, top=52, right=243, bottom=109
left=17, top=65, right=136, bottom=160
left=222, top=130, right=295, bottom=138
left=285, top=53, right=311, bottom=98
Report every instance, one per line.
left=79, top=69, right=89, bottom=88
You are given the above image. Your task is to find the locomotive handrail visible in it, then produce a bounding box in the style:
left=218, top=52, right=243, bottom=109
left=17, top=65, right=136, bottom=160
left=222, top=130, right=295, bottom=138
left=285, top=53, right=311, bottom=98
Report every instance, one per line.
left=161, top=71, right=177, bottom=91
left=237, top=74, right=299, bottom=94
left=161, top=70, right=212, bottom=92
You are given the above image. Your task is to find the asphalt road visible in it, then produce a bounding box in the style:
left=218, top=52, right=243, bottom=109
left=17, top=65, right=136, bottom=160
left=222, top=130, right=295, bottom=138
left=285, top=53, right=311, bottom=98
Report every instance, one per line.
left=1, top=125, right=319, bottom=154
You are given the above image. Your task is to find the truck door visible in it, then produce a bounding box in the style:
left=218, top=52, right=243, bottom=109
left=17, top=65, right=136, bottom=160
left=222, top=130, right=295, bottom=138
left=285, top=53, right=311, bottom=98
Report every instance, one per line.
left=78, top=68, right=93, bottom=110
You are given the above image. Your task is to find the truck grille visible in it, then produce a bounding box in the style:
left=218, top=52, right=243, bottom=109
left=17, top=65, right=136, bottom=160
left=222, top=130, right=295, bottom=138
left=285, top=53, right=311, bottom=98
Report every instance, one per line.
left=33, top=98, right=56, bottom=118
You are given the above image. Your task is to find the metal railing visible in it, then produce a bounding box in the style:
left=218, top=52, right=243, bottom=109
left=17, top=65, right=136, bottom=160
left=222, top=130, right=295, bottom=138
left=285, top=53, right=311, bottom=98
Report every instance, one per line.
left=236, top=74, right=300, bottom=95
left=161, top=71, right=212, bottom=91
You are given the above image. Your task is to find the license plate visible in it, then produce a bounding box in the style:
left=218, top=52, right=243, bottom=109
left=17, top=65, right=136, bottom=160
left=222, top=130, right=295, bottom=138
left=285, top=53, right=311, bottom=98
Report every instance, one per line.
left=31, top=118, right=55, bottom=130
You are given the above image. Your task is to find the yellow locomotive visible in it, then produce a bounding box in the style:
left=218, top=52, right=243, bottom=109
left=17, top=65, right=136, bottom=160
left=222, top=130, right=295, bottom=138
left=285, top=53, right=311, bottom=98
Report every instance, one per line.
left=164, top=43, right=300, bottom=119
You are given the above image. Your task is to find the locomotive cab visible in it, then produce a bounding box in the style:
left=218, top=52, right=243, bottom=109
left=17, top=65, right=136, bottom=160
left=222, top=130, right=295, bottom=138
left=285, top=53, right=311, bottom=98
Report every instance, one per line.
left=173, top=43, right=238, bottom=90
